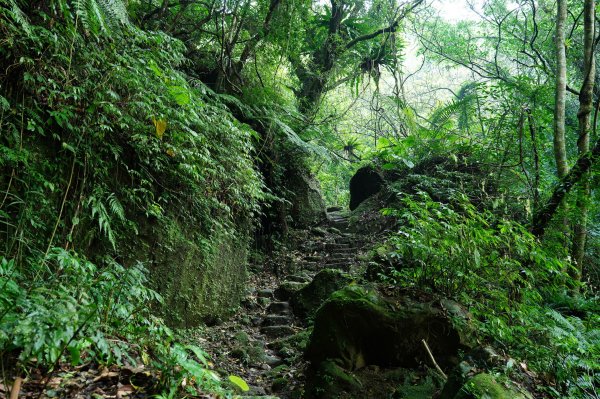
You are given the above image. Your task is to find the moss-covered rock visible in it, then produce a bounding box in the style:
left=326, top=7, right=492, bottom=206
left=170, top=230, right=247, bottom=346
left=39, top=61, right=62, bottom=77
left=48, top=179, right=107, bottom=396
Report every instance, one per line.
left=275, top=280, right=307, bottom=301
left=451, top=373, right=532, bottom=399
left=306, top=359, right=362, bottom=398
left=288, top=168, right=327, bottom=227
left=349, top=166, right=384, bottom=211
left=291, top=269, right=352, bottom=318
left=306, top=285, right=472, bottom=371
left=128, top=216, right=249, bottom=327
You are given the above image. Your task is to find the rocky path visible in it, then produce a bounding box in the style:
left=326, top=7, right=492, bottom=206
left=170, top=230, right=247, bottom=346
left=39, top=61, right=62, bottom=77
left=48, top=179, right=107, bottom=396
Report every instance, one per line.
left=200, top=209, right=372, bottom=398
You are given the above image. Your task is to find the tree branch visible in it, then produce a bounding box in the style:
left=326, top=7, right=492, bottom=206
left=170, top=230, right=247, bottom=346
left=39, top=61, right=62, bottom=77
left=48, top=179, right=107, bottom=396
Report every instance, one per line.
left=345, top=0, right=424, bottom=50
left=532, top=139, right=600, bottom=237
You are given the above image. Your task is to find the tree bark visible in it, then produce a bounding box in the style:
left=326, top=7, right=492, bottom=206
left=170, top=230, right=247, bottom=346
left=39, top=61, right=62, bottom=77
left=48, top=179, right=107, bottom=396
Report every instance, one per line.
left=554, top=0, right=569, bottom=179
left=572, top=0, right=596, bottom=279
left=532, top=138, right=600, bottom=237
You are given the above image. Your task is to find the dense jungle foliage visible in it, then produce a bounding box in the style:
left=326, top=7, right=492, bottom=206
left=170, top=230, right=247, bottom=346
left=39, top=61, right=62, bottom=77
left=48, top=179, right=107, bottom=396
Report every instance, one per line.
left=0, top=0, right=598, bottom=398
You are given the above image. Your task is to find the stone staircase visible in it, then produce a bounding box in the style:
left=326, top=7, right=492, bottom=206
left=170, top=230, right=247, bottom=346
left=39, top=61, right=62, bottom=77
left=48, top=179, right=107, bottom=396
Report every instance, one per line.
left=254, top=209, right=368, bottom=371
left=206, top=208, right=374, bottom=397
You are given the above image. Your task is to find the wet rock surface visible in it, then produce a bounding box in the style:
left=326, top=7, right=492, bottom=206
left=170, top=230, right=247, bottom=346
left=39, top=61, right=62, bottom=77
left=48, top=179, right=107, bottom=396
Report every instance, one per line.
left=349, top=166, right=384, bottom=211
left=305, top=285, right=472, bottom=371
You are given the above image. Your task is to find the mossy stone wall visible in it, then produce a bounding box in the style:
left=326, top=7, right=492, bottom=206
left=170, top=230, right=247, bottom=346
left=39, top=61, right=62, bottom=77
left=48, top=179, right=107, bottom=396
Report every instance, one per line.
left=128, top=217, right=249, bottom=327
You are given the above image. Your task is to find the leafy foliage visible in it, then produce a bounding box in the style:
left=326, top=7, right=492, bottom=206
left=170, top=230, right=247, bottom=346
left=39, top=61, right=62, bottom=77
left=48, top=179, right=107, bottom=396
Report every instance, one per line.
left=375, top=187, right=598, bottom=398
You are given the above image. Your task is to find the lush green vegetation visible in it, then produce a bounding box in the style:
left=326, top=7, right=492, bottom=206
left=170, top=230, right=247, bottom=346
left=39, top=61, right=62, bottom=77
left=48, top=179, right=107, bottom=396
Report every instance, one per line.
left=0, top=0, right=599, bottom=397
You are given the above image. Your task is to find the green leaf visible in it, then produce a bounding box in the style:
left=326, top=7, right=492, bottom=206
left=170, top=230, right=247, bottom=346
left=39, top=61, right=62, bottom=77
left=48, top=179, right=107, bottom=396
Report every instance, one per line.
left=168, top=85, right=191, bottom=106
left=228, top=375, right=249, bottom=392
left=68, top=344, right=81, bottom=365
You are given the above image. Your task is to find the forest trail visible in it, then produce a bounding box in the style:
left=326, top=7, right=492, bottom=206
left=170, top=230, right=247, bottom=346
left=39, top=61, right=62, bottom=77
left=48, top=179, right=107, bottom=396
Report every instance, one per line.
left=201, top=209, right=373, bottom=398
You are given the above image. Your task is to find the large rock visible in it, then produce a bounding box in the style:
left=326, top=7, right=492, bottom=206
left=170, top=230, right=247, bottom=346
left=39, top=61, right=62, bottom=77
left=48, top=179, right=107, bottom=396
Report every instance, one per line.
left=439, top=347, right=534, bottom=399
left=127, top=217, right=249, bottom=327
left=288, top=168, right=327, bottom=227
left=306, top=285, right=473, bottom=370
left=349, top=166, right=384, bottom=210
left=291, top=269, right=352, bottom=318
left=447, top=373, right=532, bottom=399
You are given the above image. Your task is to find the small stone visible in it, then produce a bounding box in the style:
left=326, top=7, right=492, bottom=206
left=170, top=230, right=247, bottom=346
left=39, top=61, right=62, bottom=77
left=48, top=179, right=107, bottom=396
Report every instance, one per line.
left=267, top=301, right=291, bottom=315
left=257, top=289, right=274, bottom=298
left=287, top=275, right=311, bottom=283
left=258, top=297, right=271, bottom=306
left=260, top=325, right=294, bottom=338
left=265, top=355, right=284, bottom=368
left=311, top=227, right=328, bottom=237
left=248, top=385, right=267, bottom=395
left=262, top=315, right=291, bottom=327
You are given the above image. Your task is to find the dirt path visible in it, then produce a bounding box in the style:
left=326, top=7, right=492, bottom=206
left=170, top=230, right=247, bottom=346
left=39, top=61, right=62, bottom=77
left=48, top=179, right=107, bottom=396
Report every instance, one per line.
left=200, top=210, right=372, bottom=398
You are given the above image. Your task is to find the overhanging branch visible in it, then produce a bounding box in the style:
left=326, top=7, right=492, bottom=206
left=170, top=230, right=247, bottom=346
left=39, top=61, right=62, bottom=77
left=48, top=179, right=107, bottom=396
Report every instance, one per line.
left=345, top=0, right=424, bottom=50
left=532, top=138, right=600, bottom=236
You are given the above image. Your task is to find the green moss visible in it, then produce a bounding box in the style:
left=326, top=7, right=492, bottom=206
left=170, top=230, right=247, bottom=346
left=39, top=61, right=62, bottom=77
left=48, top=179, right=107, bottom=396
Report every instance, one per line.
left=453, top=374, right=530, bottom=399
left=307, top=359, right=362, bottom=398
left=291, top=269, right=352, bottom=318
left=129, top=216, right=250, bottom=327
left=272, top=377, right=289, bottom=392
left=306, top=285, right=467, bottom=371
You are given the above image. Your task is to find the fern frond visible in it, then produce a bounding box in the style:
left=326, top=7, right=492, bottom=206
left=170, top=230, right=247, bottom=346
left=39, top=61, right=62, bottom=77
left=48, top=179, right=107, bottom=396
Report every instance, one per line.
left=98, top=0, right=129, bottom=26
left=107, top=193, right=125, bottom=221
left=0, top=0, right=32, bottom=34
left=73, top=0, right=130, bottom=37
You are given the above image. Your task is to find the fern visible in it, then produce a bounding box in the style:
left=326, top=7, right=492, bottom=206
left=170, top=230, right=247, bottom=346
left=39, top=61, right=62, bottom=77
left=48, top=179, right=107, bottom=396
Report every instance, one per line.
left=0, top=0, right=32, bottom=34
left=87, top=191, right=126, bottom=250
left=98, top=0, right=129, bottom=27
left=429, top=95, right=476, bottom=134
left=73, top=0, right=130, bottom=36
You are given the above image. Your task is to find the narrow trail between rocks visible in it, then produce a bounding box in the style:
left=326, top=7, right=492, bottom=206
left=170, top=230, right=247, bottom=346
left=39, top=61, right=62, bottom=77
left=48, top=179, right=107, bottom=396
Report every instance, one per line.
left=201, top=209, right=374, bottom=398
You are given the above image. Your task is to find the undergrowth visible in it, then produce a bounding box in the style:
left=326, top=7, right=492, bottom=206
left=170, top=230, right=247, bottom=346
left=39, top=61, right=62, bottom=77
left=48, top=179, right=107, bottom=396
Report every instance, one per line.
left=378, top=191, right=599, bottom=399
left=0, top=249, right=231, bottom=396
left=0, top=0, right=261, bottom=395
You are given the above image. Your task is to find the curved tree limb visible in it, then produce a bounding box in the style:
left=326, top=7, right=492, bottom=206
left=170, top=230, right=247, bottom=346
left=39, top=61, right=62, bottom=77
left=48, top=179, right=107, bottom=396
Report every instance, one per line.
left=532, top=139, right=600, bottom=237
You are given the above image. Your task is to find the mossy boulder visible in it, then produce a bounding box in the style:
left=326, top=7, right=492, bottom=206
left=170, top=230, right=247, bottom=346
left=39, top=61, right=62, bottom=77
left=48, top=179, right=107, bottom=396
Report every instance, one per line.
left=288, top=168, right=327, bottom=227
left=128, top=217, right=249, bottom=327
left=439, top=348, right=534, bottom=399
left=291, top=269, right=352, bottom=318
left=450, top=373, right=532, bottom=399
left=349, top=166, right=384, bottom=211
left=275, top=281, right=307, bottom=301
left=306, top=285, right=472, bottom=371
left=306, top=359, right=362, bottom=398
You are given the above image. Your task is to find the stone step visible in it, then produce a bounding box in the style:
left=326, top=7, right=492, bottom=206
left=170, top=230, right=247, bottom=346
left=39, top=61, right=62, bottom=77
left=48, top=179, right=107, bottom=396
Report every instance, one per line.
left=304, top=255, right=322, bottom=262
left=260, top=325, right=295, bottom=338
left=262, top=314, right=292, bottom=327
left=286, top=275, right=312, bottom=283
left=300, top=261, right=318, bottom=269
left=331, top=247, right=354, bottom=253
left=325, top=243, right=351, bottom=250
left=267, top=301, right=291, bottom=315
left=257, top=289, right=275, bottom=298
left=325, top=257, right=352, bottom=263
left=324, top=262, right=349, bottom=269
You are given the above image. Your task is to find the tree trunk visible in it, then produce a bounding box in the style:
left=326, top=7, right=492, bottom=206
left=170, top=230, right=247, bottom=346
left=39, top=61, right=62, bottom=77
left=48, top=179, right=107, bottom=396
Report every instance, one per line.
left=551, top=0, right=571, bottom=258
left=572, top=0, right=596, bottom=280
left=554, top=0, right=569, bottom=179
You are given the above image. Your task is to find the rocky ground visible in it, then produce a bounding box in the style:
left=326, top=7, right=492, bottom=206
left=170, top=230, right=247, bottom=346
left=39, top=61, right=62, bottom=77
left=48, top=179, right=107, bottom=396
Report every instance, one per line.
left=198, top=209, right=378, bottom=398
